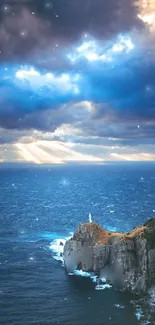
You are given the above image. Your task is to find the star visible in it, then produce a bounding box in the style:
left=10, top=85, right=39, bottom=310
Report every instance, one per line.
left=45, top=2, right=53, bottom=9
left=20, top=31, right=27, bottom=37
left=146, top=86, right=151, bottom=92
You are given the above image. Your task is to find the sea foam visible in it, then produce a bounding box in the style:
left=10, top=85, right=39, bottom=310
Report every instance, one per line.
left=95, top=284, right=112, bottom=290
left=49, top=233, right=73, bottom=263
left=69, top=270, right=92, bottom=277
left=49, top=238, right=67, bottom=263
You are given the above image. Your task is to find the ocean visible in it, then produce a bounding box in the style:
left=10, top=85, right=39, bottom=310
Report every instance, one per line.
left=0, top=163, right=155, bottom=325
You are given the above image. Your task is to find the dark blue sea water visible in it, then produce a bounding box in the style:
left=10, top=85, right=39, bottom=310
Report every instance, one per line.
left=0, top=163, right=155, bottom=325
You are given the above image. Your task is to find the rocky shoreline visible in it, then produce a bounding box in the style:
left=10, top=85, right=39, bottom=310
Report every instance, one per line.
left=63, top=219, right=155, bottom=322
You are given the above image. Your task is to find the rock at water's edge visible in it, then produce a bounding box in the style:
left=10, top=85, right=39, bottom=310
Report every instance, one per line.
left=63, top=220, right=155, bottom=294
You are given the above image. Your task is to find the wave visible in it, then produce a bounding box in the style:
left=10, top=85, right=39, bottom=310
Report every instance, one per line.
left=114, top=304, right=125, bottom=309
left=105, top=226, right=118, bottom=232
left=95, top=284, right=112, bottom=290
left=49, top=238, right=66, bottom=263
left=68, top=269, right=112, bottom=290
left=131, top=300, right=151, bottom=325
left=49, top=233, right=73, bottom=263
left=69, top=270, right=92, bottom=277
left=0, top=231, right=67, bottom=244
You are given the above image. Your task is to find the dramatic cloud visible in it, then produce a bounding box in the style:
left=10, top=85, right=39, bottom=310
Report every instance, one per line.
left=0, top=0, right=155, bottom=163
left=0, top=36, right=155, bottom=134
left=0, top=0, right=141, bottom=62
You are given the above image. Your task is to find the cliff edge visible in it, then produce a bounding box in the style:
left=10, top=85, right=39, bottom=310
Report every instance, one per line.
left=63, top=219, right=155, bottom=294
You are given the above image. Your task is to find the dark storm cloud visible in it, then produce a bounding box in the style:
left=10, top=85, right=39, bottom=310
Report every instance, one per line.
left=0, top=8, right=51, bottom=62
left=92, top=121, right=155, bottom=140
left=51, top=0, right=141, bottom=39
left=0, top=128, right=32, bottom=144
left=0, top=0, right=142, bottom=62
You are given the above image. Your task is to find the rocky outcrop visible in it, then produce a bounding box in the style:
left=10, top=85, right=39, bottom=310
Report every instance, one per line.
left=63, top=219, right=155, bottom=294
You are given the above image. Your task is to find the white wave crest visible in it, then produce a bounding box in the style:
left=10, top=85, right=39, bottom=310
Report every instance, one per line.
left=69, top=270, right=92, bottom=277
left=49, top=238, right=66, bottom=263
left=68, top=269, right=112, bottom=291
left=114, top=304, right=125, bottom=309
left=49, top=232, right=74, bottom=262
left=95, top=284, right=112, bottom=290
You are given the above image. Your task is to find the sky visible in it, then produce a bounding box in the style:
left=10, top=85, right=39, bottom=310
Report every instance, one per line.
left=0, top=0, right=155, bottom=164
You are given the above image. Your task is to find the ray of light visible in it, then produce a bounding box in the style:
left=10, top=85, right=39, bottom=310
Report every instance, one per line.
left=111, top=153, right=132, bottom=161
left=15, top=140, right=103, bottom=164
left=15, top=143, right=41, bottom=164
left=39, top=140, right=103, bottom=162
left=111, top=152, right=155, bottom=161
left=29, top=143, right=64, bottom=164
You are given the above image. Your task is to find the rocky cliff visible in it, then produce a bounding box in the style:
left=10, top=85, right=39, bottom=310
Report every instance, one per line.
left=63, top=219, right=155, bottom=295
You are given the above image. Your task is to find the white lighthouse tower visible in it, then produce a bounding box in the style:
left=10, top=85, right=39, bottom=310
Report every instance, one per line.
left=89, top=213, right=92, bottom=223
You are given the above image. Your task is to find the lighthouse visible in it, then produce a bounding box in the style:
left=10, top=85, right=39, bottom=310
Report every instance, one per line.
left=89, top=213, right=92, bottom=223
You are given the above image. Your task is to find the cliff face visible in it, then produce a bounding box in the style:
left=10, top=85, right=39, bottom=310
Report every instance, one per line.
left=63, top=219, right=155, bottom=294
